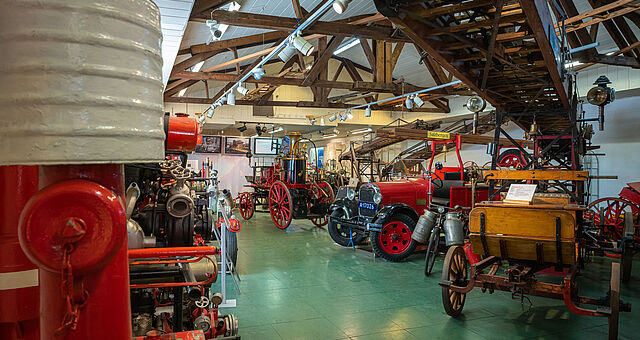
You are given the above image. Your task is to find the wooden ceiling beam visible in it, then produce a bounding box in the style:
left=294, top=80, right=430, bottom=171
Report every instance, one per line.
left=171, top=70, right=443, bottom=94
left=186, top=31, right=288, bottom=55
left=303, top=35, right=345, bottom=86
left=163, top=96, right=447, bottom=112
left=520, top=0, right=569, bottom=108
left=191, top=11, right=409, bottom=42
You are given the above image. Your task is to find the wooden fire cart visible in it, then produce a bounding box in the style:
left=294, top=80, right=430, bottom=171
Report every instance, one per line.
left=238, top=132, right=334, bottom=229
left=440, top=170, right=630, bottom=339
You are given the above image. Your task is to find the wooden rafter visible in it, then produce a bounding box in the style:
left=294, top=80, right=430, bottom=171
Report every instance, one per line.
left=303, top=36, right=345, bottom=86
left=191, top=11, right=408, bottom=42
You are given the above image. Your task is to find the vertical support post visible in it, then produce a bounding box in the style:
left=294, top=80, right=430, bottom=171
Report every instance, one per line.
left=489, top=111, right=503, bottom=195
left=0, top=166, right=39, bottom=340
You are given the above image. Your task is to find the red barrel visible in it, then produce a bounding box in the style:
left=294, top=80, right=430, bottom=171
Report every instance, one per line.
left=165, top=116, right=200, bottom=152
left=0, top=166, right=39, bottom=340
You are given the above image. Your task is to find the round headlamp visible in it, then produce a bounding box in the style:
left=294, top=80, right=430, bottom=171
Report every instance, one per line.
left=347, top=188, right=356, bottom=200
left=437, top=206, right=446, bottom=214
left=373, top=192, right=382, bottom=204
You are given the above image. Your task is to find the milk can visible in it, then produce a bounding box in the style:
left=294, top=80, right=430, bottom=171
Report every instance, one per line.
left=412, top=210, right=437, bottom=243
left=443, top=212, right=464, bottom=246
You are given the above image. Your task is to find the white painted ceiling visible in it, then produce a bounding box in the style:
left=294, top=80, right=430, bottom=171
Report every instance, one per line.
left=153, top=0, right=196, bottom=86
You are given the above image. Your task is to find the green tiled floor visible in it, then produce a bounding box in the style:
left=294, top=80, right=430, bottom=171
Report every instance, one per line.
left=217, top=213, right=640, bottom=339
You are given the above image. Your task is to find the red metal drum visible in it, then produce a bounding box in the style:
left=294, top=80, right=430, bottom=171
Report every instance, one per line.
left=0, top=165, right=39, bottom=340
left=165, top=116, right=200, bottom=152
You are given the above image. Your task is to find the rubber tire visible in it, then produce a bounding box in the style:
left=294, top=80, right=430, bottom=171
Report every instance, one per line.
left=424, top=228, right=440, bottom=276
left=370, top=213, right=418, bottom=262
left=225, top=230, right=238, bottom=268
left=327, top=210, right=367, bottom=246
left=442, top=246, right=467, bottom=318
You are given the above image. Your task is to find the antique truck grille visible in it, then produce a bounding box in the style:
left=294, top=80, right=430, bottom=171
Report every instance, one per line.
left=358, top=187, right=378, bottom=217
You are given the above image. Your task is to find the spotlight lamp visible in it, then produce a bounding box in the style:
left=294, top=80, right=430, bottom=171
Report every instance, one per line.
left=252, top=67, right=265, bottom=80
left=412, top=95, right=425, bottom=108
left=347, top=110, right=353, bottom=120
left=405, top=96, right=413, bottom=110
left=292, top=35, right=315, bottom=56
left=365, top=106, right=372, bottom=117
left=328, top=113, right=337, bottom=122
left=320, top=117, right=325, bottom=126
left=278, top=44, right=297, bottom=62
left=466, top=95, right=486, bottom=113
left=586, top=75, right=615, bottom=131
left=227, top=91, right=236, bottom=105
left=256, top=125, right=263, bottom=136
left=339, top=112, right=347, bottom=121
left=237, top=123, right=247, bottom=132
left=333, top=0, right=352, bottom=14
left=237, top=83, right=249, bottom=96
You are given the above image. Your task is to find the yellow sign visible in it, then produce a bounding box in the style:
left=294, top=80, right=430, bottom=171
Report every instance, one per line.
left=427, top=131, right=451, bottom=139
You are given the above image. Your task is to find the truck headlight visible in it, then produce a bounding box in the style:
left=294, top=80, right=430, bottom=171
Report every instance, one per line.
left=373, top=192, right=382, bottom=204
left=347, top=188, right=356, bottom=200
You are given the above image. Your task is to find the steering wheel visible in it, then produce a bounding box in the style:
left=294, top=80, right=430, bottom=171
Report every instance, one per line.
left=423, top=170, right=443, bottom=190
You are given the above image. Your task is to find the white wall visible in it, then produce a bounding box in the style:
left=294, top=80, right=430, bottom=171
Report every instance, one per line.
left=188, top=152, right=253, bottom=197
left=586, top=90, right=640, bottom=198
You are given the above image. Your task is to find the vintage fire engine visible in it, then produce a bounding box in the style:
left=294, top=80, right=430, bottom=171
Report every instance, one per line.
left=328, top=137, right=491, bottom=261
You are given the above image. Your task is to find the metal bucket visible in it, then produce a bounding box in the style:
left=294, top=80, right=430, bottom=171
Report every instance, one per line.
left=443, top=212, right=464, bottom=246
left=412, top=210, right=437, bottom=243
left=0, top=0, right=165, bottom=165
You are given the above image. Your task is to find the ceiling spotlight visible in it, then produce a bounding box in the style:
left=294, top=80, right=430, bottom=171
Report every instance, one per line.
left=292, top=35, right=315, bottom=56
left=256, top=125, right=263, bottom=136
left=278, top=44, right=297, bottom=62
left=237, top=83, right=249, bottom=96
left=320, top=117, right=325, bottom=126
left=328, top=113, right=337, bottom=122
left=405, top=96, right=413, bottom=110
left=466, top=95, right=486, bottom=113
left=413, top=95, right=425, bottom=108
left=227, top=91, right=236, bottom=105
left=237, top=123, right=247, bottom=132
left=333, top=0, right=352, bottom=14
left=205, top=20, right=223, bottom=44
left=252, top=67, right=265, bottom=80
left=347, top=111, right=353, bottom=120
left=365, top=106, right=371, bottom=117
left=339, top=112, right=348, bottom=121
left=333, top=128, right=339, bottom=135
left=206, top=106, right=215, bottom=119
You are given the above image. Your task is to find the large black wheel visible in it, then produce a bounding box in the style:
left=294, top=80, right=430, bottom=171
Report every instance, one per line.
left=225, top=230, right=238, bottom=268
left=424, top=227, right=440, bottom=276
left=497, top=148, right=525, bottom=168
left=442, top=246, right=468, bottom=318
left=327, top=210, right=367, bottom=246
left=370, top=213, right=417, bottom=262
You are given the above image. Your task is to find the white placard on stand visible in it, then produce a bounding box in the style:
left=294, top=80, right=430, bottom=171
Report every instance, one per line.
left=504, top=184, right=537, bottom=204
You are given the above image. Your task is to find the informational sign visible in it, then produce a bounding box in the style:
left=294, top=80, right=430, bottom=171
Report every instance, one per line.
left=504, top=184, right=537, bottom=204
left=427, top=131, right=451, bottom=140
left=253, top=137, right=280, bottom=155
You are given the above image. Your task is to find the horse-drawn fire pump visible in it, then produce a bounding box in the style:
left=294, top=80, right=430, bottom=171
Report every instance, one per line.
left=238, top=132, right=334, bottom=229
left=440, top=170, right=630, bottom=339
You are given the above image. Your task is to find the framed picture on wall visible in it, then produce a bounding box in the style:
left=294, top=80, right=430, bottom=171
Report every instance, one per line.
left=225, top=137, right=251, bottom=155
left=195, top=135, right=222, bottom=153
left=253, top=137, right=280, bottom=155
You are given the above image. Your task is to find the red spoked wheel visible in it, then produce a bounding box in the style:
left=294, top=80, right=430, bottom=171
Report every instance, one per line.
left=584, top=197, right=640, bottom=242
left=370, top=213, right=418, bottom=262
left=269, top=180, right=293, bottom=230
left=309, top=180, right=335, bottom=227
left=238, top=192, right=254, bottom=220
left=497, top=149, right=525, bottom=169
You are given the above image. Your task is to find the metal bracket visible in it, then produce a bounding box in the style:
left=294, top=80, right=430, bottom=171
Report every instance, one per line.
left=480, top=213, right=489, bottom=257
left=366, top=223, right=382, bottom=232
left=555, top=217, right=563, bottom=270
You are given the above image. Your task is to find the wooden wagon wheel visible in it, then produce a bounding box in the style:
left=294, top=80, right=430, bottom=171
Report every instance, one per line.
left=238, top=192, right=254, bottom=220
left=442, top=246, right=468, bottom=318
left=269, top=180, right=293, bottom=230
left=584, top=197, right=640, bottom=242
left=309, top=180, right=334, bottom=227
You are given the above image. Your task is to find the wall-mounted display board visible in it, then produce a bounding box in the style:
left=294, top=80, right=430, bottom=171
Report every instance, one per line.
left=225, top=137, right=251, bottom=155
left=196, top=135, right=222, bottom=153
left=253, top=137, right=280, bottom=155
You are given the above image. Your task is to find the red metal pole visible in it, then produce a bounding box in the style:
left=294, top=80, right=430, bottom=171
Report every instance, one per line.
left=20, top=164, right=131, bottom=339
left=129, top=246, right=218, bottom=259
left=0, top=165, right=39, bottom=340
